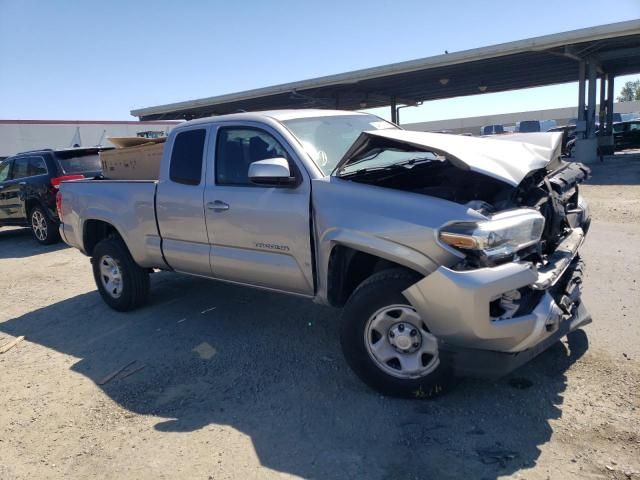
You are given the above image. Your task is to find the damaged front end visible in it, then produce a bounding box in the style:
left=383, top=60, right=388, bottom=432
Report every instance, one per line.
left=421, top=160, right=592, bottom=340
left=336, top=130, right=592, bottom=377
left=415, top=157, right=590, bottom=377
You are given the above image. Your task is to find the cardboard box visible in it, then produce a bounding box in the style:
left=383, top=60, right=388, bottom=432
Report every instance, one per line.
left=100, top=139, right=165, bottom=180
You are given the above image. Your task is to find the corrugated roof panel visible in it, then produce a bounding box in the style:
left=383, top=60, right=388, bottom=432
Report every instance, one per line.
left=132, top=20, right=640, bottom=120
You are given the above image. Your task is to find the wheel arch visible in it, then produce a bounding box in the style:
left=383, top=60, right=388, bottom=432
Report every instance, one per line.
left=326, top=244, right=424, bottom=308
left=82, top=219, right=125, bottom=257
left=25, top=198, right=48, bottom=219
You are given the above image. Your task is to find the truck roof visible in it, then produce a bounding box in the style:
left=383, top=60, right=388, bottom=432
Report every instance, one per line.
left=179, top=109, right=372, bottom=127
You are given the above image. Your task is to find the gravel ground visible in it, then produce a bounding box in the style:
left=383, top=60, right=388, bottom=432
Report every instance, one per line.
left=1, top=155, right=639, bottom=480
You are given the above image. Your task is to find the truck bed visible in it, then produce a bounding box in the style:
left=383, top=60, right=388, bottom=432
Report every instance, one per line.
left=59, top=179, right=165, bottom=268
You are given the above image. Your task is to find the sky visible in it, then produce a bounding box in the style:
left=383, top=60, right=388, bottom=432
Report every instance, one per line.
left=1, top=0, right=639, bottom=124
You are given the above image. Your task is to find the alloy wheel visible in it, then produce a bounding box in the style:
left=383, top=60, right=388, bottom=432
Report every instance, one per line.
left=31, top=209, right=48, bottom=241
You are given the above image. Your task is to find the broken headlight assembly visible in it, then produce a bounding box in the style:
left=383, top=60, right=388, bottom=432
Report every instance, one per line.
left=439, top=209, right=545, bottom=264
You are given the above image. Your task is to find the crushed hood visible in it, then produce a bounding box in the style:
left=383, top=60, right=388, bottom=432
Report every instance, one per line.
left=333, top=130, right=563, bottom=187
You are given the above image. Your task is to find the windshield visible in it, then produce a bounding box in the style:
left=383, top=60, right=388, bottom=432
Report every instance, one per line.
left=282, top=114, right=398, bottom=175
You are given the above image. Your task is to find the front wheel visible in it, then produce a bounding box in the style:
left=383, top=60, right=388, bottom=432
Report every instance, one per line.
left=340, top=268, right=452, bottom=398
left=92, top=237, right=150, bottom=311
left=30, top=205, right=60, bottom=245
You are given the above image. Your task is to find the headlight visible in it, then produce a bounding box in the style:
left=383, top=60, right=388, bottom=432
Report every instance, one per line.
left=439, top=209, right=545, bottom=262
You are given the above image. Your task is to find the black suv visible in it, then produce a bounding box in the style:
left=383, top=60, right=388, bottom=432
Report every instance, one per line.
left=612, top=120, right=640, bottom=150
left=566, top=120, right=640, bottom=157
left=0, top=148, right=107, bottom=245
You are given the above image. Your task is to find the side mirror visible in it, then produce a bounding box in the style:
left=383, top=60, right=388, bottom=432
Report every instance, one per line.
left=248, top=158, right=296, bottom=186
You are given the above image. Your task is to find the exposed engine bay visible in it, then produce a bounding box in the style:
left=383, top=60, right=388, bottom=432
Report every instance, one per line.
left=334, top=128, right=592, bottom=326
left=343, top=157, right=591, bottom=264
left=342, top=150, right=591, bottom=326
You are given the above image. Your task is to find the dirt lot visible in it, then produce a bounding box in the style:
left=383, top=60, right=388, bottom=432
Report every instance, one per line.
left=1, top=155, right=639, bottom=480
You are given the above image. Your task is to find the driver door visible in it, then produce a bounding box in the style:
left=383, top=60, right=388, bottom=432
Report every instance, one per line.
left=204, top=124, right=314, bottom=295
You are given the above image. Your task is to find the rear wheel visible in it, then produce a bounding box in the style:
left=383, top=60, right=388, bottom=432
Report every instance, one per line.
left=30, top=205, right=60, bottom=245
left=92, top=237, right=149, bottom=311
left=340, top=268, right=452, bottom=398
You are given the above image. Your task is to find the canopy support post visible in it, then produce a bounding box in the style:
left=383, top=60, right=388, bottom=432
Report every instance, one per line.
left=390, top=97, right=398, bottom=124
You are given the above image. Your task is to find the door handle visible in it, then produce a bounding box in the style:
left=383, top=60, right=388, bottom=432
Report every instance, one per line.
left=207, top=200, right=230, bottom=212
left=19, top=181, right=26, bottom=186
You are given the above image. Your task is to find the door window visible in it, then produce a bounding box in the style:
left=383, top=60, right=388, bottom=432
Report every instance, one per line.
left=169, top=129, right=206, bottom=186
left=0, top=161, right=11, bottom=182
left=28, top=156, right=48, bottom=176
left=12, top=157, right=30, bottom=179
left=215, top=128, right=290, bottom=186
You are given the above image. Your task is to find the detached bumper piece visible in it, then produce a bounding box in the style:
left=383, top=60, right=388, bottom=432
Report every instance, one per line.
left=551, top=257, right=585, bottom=316
left=532, top=227, right=584, bottom=290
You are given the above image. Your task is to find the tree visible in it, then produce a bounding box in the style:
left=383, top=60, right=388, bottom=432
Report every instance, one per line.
left=617, top=79, right=640, bottom=102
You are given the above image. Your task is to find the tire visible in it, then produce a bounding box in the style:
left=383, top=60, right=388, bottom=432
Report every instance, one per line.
left=340, top=268, right=452, bottom=398
left=92, top=237, right=150, bottom=311
left=30, top=205, right=60, bottom=245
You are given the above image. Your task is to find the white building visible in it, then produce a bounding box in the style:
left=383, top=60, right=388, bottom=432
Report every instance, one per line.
left=0, top=120, right=180, bottom=159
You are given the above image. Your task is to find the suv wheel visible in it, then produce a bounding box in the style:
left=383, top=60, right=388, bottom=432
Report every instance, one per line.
left=30, top=205, right=60, bottom=245
left=92, top=237, right=150, bottom=311
left=340, top=268, right=452, bottom=398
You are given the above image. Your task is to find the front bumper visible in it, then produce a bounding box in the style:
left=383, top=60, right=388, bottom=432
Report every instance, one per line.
left=403, top=227, right=590, bottom=359
left=446, top=301, right=591, bottom=378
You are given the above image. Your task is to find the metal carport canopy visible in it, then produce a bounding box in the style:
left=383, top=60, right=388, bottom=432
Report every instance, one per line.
left=132, top=20, right=640, bottom=121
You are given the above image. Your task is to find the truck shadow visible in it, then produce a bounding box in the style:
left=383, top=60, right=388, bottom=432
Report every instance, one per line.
left=0, top=272, right=588, bottom=479
left=0, top=227, right=68, bottom=259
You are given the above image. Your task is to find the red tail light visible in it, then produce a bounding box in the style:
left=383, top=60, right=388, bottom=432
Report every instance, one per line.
left=51, top=174, right=84, bottom=189
left=56, top=191, right=63, bottom=219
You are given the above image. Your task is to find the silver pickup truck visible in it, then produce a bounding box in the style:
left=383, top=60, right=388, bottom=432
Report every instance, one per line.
left=58, top=109, right=591, bottom=397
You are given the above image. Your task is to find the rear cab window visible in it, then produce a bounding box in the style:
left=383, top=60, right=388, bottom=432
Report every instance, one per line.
left=169, top=129, right=207, bottom=185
